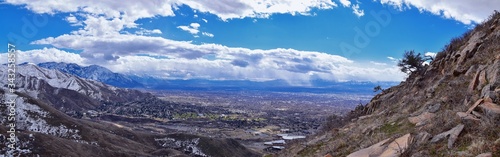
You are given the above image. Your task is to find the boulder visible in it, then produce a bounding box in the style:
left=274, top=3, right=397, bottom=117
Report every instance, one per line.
left=379, top=134, right=412, bottom=157
left=426, top=103, right=441, bottom=113
left=346, top=139, right=390, bottom=157
left=347, top=134, right=412, bottom=157
left=430, top=124, right=465, bottom=149
left=408, top=112, right=435, bottom=126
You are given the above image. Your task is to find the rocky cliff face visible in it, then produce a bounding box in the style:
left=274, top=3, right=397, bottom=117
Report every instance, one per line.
left=280, top=12, right=500, bottom=157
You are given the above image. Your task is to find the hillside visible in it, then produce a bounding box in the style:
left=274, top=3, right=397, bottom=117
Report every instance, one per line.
left=0, top=64, right=260, bottom=156
left=280, top=11, right=500, bottom=157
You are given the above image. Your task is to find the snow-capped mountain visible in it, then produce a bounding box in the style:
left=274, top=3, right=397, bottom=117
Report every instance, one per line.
left=38, top=62, right=143, bottom=88
left=0, top=64, right=152, bottom=112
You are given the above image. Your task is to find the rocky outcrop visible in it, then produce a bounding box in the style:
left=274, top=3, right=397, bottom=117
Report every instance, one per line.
left=430, top=124, right=464, bottom=149
left=408, top=112, right=435, bottom=126
left=347, top=134, right=412, bottom=157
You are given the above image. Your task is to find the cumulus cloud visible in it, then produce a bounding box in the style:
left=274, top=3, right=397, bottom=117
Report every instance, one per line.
left=3, top=0, right=406, bottom=84
left=29, top=33, right=404, bottom=83
left=65, top=14, right=81, bottom=26
left=0, top=48, right=87, bottom=65
left=377, top=0, right=500, bottom=24
left=339, top=0, right=351, bottom=7
left=4, top=0, right=338, bottom=22
left=337, top=0, right=364, bottom=17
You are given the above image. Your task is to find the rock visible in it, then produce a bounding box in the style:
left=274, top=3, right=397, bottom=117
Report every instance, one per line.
left=465, top=65, right=478, bottom=77
left=479, top=102, right=500, bottom=125
left=430, top=124, right=465, bottom=149
left=479, top=71, right=488, bottom=87
left=479, top=102, right=500, bottom=114
left=485, top=97, right=494, bottom=103
left=380, top=134, right=412, bottom=157
left=347, top=134, right=412, bottom=157
left=324, top=153, right=333, bottom=157
left=346, top=139, right=390, bottom=157
left=408, top=112, right=436, bottom=126
left=467, top=99, right=484, bottom=114
left=457, top=112, right=480, bottom=121
left=486, top=61, right=500, bottom=85
left=427, top=103, right=441, bottom=113
left=476, top=152, right=492, bottom=157
left=415, top=131, right=431, bottom=145
left=482, top=84, right=496, bottom=100
left=469, top=70, right=482, bottom=92
left=358, top=114, right=374, bottom=120
left=472, top=111, right=484, bottom=118
left=453, top=69, right=466, bottom=76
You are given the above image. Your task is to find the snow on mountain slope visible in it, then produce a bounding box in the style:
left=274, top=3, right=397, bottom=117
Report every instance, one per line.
left=38, top=62, right=143, bottom=88
left=0, top=64, right=152, bottom=103
left=0, top=64, right=110, bottom=99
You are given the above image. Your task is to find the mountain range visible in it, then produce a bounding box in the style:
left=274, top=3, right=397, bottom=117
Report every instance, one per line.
left=37, top=62, right=397, bottom=94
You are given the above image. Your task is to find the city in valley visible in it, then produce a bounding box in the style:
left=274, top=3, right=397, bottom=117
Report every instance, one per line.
left=85, top=89, right=372, bottom=153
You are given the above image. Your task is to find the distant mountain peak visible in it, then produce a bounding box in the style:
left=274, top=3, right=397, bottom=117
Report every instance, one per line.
left=38, top=62, right=143, bottom=88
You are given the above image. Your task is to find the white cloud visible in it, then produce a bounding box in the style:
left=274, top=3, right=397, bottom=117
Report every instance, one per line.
left=177, top=23, right=202, bottom=36
left=177, top=25, right=200, bottom=35
left=352, top=4, right=364, bottom=17
left=190, top=23, right=200, bottom=29
left=135, top=29, right=162, bottom=35
left=370, top=61, right=387, bottom=66
left=179, top=0, right=338, bottom=20
left=65, top=14, right=82, bottom=26
left=0, top=48, right=86, bottom=65
left=337, top=0, right=364, bottom=17
left=178, top=23, right=207, bottom=37
left=4, top=0, right=338, bottom=21
left=339, top=0, right=351, bottom=7
left=3, top=0, right=406, bottom=84
left=202, top=32, right=214, bottom=37
left=30, top=33, right=404, bottom=83
left=424, top=52, right=437, bottom=58
left=202, top=19, right=208, bottom=23
left=377, top=0, right=500, bottom=24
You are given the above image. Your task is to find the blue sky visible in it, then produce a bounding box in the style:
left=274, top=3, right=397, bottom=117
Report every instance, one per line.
left=1, top=0, right=499, bottom=85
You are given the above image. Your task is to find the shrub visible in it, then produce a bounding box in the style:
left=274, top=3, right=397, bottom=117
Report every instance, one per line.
left=397, top=50, right=429, bottom=75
